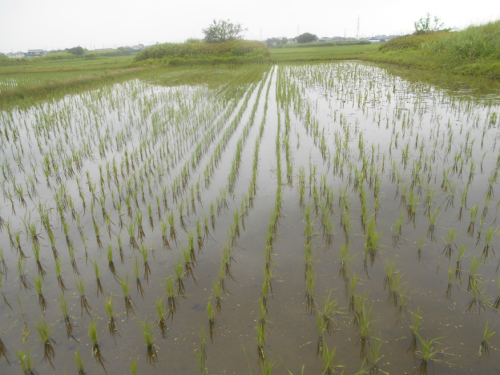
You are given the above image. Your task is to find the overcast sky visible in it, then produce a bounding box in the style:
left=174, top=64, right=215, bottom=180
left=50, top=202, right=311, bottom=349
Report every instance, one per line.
left=1, top=0, right=499, bottom=52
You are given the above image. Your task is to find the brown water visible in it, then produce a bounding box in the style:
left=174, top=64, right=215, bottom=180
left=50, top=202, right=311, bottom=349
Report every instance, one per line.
left=0, top=62, right=499, bottom=375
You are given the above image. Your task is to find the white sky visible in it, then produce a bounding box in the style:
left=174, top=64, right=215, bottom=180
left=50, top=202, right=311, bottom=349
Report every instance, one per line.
left=1, top=0, right=499, bottom=52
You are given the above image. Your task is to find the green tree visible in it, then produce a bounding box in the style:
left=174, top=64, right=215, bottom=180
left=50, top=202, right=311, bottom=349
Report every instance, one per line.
left=202, top=19, right=247, bottom=43
left=296, top=33, right=318, bottom=43
left=66, top=46, right=85, bottom=55
left=414, top=13, right=445, bottom=35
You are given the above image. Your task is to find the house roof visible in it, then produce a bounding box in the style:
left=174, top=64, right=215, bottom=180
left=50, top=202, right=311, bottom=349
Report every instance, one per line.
left=28, top=49, right=44, bottom=52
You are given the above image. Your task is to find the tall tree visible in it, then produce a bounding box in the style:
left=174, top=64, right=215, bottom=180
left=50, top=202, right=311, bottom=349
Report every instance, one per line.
left=202, top=20, right=247, bottom=43
left=296, top=33, right=318, bottom=43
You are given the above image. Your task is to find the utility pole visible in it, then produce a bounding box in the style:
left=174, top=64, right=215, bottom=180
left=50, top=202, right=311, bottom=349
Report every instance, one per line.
left=356, top=16, right=360, bottom=40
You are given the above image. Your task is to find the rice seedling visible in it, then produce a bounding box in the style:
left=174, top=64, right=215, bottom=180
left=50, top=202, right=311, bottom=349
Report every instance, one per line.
left=16, top=348, right=37, bottom=375
left=88, top=319, right=107, bottom=372
left=127, top=221, right=138, bottom=249
left=414, top=335, right=446, bottom=375
left=156, top=296, right=167, bottom=337
left=257, top=317, right=267, bottom=363
left=17, top=257, right=32, bottom=291
left=466, top=278, right=491, bottom=313
left=467, top=205, right=479, bottom=237
left=74, top=349, right=86, bottom=375
left=128, top=357, right=137, bottom=375
left=478, top=321, right=495, bottom=359
left=427, top=207, right=439, bottom=242
left=175, top=255, right=185, bottom=295
left=121, top=274, right=135, bottom=316
left=442, top=228, right=456, bottom=259
left=75, top=279, right=92, bottom=317
left=364, top=217, right=383, bottom=267
left=367, top=333, right=383, bottom=373
left=138, top=315, right=158, bottom=364
left=105, top=293, right=120, bottom=342
left=165, top=273, right=178, bottom=314
left=194, top=325, right=207, bottom=374
left=141, top=243, right=151, bottom=282
left=207, top=300, right=216, bottom=342
left=36, top=318, right=55, bottom=368
left=482, top=226, right=500, bottom=259
left=90, top=258, right=104, bottom=297
left=33, top=275, right=47, bottom=313
left=494, top=277, right=500, bottom=310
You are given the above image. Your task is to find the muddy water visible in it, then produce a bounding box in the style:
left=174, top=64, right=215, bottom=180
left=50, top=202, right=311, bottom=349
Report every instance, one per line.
left=0, top=62, right=499, bottom=375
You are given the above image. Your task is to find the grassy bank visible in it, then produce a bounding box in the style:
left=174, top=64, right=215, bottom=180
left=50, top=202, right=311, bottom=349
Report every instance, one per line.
left=132, top=40, right=271, bottom=66
left=362, top=21, right=500, bottom=80
left=270, top=44, right=378, bottom=62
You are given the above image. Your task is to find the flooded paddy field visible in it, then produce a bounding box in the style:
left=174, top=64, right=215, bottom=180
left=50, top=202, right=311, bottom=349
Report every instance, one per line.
left=0, top=61, right=499, bottom=374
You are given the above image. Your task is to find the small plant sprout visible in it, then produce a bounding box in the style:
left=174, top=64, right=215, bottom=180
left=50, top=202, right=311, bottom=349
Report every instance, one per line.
left=482, top=226, right=500, bottom=259
left=128, top=357, right=137, bottom=375
left=138, top=315, right=158, bottom=364
left=427, top=207, right=439, bottom=242
left=105, top=293, right=120, bottom=342
left=134, top=254, right=146, bottom=298
left=194, top=325, right=207, bottom=374
left=467, top=205, right=479, bottom=237
left=442, top=228, right=456, bottom=259
left=257, top=318, right=267, bottom=363
left=207, top=300, right=216, bottom=342
left=76, top=279, right=92, bottom=317
left=17, top=256, right=32, bottom=291
left=322, top=345, right=343, bottom=375
left=408, top=308, right=422, bottom=354
left=141, top=244, right=151, bottom=282
left=364, top=217, right=383, bottom=267
left=214, top=278, right=222, bottom=312
left=36, top=318, right=55, bottom=368
left=165, top=273, right=178, bottom=314
left=479, top=321, right=495, bottom=359
left=466, top=278, right=491, bottom=313
left=89, top=319, right=107, bottom=372
left=415, top=335, right=446, bottom=375
left=121, top=274, right=135, bottom=316
left=33, top=275, right=47, bottom=313
left=91, top=258, right=104, bottom=297
left=16, top=348, right=37, bottom=375
left=74, top=349, right=86, bottom=375
left=156, top=297, right=167, bottom=338
left=368, top=333, right=383, bottom=373
left=494, top=277, right=500, bottom=311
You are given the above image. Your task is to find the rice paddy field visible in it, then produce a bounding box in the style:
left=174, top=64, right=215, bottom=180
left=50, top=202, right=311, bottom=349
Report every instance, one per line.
left=0, top=61, right=500, bottom=375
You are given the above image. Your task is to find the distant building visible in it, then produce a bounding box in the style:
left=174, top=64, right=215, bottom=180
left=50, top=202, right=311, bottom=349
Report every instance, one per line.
left=287, top=38, right=296, bottom=44
left=7, top=51, right=26, bottom=58
left=27, top=49, right=47, bottom=57
left=132, top=44, right=144, bottom=50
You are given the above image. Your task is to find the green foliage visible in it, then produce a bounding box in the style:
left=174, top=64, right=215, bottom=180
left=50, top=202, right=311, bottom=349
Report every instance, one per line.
left=296, top=32, right=318, bottom=43
left=378, top=32, right=447, bottom=52
left=202, top=19, right=247, bottom=43
left=133, top=40, right=270, bottom=66
left=66, top=46, right=86, bottom=55
left=414, top=13, right=446, bottom=35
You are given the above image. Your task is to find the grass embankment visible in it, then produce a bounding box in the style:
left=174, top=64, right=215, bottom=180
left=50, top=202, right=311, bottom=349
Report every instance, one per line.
left=0, top=55, right=138, bottom=106
left=132, top=40, right=271, bottom=66
left=270, top=44, right=378, bottom=62
left=363, top=21, right=500, bottom=80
